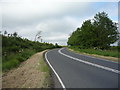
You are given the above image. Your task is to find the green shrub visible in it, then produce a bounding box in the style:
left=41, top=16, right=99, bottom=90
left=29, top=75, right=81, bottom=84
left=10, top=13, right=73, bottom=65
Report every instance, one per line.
left=20, top=49, right=36, bottom=59
left=2, top=33, right=57, bottom=72
left=16, top=56, right=25, bottom=62
left=2, top=49, right=36, bottom=71
left=3, top=59, right=20, bottom=71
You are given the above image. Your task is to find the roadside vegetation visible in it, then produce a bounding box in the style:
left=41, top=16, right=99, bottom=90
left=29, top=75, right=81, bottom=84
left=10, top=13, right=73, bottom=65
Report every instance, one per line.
left=67, top=12, right=119, bottom=59
left=69, top=46, right=119, bottom=58
left=2, top=51, right=52, bottom=88
left=2, top=31, right=59, bottom=72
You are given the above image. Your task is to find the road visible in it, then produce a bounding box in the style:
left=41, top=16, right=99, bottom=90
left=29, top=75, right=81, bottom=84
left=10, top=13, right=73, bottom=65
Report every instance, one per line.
left=45, top=48, right=119, bottom=88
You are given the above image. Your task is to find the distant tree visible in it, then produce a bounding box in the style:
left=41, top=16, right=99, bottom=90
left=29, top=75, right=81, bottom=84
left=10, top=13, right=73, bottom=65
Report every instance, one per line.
left=8, top=34, right=10, bottom=37
left=4, top=31, right=7, bottom=36
left=35, top=31, right=42, bottom=41
left=55, top=43, right=60, bottom=48
left=13, top=32, right=18, bottom=37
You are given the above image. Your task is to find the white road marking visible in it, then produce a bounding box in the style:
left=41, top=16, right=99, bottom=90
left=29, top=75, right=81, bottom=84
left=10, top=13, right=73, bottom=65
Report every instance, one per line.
left=58, top=48, right=120, bottom=74
left=67, top=49, right=118, bottom=64
left=45, top=50, right=66, bottom=89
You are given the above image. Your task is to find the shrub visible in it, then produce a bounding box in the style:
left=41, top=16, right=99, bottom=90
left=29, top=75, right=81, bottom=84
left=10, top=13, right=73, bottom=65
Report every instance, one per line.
left=2, top=33, right=57, bottom=72
left=3, top=59, right=20, bottom=71
left=20, top=49, right=36, bottom=59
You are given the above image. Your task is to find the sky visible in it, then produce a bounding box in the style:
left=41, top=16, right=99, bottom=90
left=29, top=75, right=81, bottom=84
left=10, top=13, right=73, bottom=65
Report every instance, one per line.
left=0, top=0, right=119, bottom=45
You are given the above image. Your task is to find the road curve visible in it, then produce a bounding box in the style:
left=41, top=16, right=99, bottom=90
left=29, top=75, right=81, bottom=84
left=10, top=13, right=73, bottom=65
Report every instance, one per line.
left=45, top=48, right=119, bottom=88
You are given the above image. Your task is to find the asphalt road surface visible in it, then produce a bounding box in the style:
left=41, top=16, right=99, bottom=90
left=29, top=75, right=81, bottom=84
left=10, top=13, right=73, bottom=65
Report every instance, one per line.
left=45, top=48, right=119, bottom=88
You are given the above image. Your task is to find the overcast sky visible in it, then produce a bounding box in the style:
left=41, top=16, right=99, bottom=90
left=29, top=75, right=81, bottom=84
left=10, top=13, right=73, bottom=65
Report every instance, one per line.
left=0, top=0, right=119, bottom=45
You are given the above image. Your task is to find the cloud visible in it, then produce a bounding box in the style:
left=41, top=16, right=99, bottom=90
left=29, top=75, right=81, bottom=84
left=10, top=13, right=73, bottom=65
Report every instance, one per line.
left=3, top=16, right=83, bottom=45
left=2, top=1, right=90, bottom=27
left=1, top=1, right=118, bottom=45
left=2, top=1, right=89, bottom=45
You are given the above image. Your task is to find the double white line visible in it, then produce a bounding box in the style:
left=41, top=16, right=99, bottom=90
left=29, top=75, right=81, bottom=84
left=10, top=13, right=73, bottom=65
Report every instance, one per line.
left=58, top=48, right=120, bottom=74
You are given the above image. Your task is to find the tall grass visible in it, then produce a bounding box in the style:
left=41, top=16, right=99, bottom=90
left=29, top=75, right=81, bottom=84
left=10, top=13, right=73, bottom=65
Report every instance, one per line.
left=2, top=49, right=36, bottom=71
left=70, top=46, right=118, bottom=58
left=3, top=59, right=20, bottom=71
left=2, top=33, right=57, bottom=72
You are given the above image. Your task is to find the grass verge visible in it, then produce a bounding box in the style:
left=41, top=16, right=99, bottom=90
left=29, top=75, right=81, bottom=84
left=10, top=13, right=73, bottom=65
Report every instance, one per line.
left=38, top=51, right=52, bottom=88
left=2, top=50, right=52, bottom=88
left=68, top=47, right=119, bottom=62
left=2, top=49, right=36, bottom=72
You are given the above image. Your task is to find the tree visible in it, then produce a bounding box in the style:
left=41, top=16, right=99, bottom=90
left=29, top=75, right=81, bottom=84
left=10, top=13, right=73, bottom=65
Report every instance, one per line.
left=93, top=12, right=119, bottom=49
left=67, top=28, right=82, bottom=46
left=55, top=43, right=61, bottom=48
left=79, top=20, right=95, bottom=48
left=34, top=31, right=42, bottom=42
left=4, top=31, right=7, bottom=36
left=67, top=12, right=119, bottom=49
left=13, top=32, right=18, bottom=37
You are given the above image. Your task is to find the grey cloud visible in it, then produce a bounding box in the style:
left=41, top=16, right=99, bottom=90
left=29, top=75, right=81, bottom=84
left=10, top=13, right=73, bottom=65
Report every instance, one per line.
left=2, top=2, right=90, bottom=28
left=1, top=1, right=118, bottom=45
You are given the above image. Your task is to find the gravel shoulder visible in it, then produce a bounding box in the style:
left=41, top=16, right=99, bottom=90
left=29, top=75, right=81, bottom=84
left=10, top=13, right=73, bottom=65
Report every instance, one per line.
left=2, top=50, right=52, bottom=88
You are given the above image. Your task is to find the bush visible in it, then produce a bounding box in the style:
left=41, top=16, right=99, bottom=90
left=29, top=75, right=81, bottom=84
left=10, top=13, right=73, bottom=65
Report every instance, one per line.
left=16, top=56, right=25, bottom=62
left=3, top=59, right=20, bottom=71
left=20, top=49, right=36, bottom=59
left=2, top=49, right=36, bottom=71
left=2, top=33, right=57, bottom=72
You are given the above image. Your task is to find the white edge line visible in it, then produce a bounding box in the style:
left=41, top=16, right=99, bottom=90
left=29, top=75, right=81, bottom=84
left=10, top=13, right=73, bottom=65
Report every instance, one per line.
left=59, top=48, right=120, bottom=74
left=67, top=49, right=118, bottom=64
left=45, top=50, right=66, bottom=89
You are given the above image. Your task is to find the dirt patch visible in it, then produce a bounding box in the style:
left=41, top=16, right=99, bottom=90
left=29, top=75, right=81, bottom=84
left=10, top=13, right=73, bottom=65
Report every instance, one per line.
left=2, top=50, right=51, bottom=88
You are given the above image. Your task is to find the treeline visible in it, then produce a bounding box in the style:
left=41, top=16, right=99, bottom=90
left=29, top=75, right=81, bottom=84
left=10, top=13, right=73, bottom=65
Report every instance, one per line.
left=2, top=31, right=59, bottom=71
left=67, top=12, right=119, bottom=50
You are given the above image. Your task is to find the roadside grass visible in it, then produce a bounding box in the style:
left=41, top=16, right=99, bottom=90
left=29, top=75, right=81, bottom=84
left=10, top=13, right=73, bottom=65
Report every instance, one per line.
left=38, top=51, right=51, bottom=88
left=69, top=47, right=119, bottom=62
left=2, top=50, right=52, bottom=88
left=2, top=49, right=36, bottom=72
left=70, top=47, right=118, bottom=57
left=39, top=57, right=50, bottom=72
